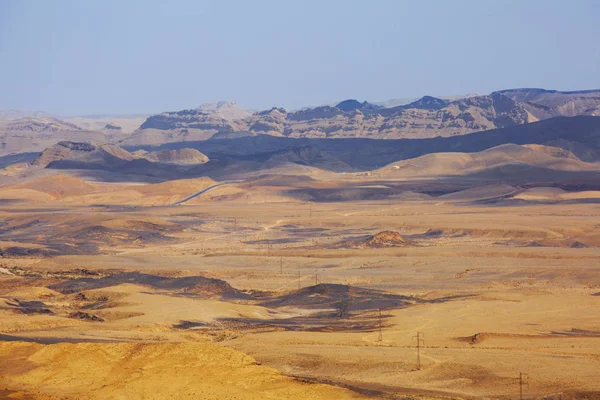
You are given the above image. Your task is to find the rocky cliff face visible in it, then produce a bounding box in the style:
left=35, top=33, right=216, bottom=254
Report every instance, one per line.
left=0, top=117, right=81, bottom=132
left=132, top=89, right=600, bottom=143
left=139, top=109, right=245, bottom=132
left=496, top=88, right=600, bottom=120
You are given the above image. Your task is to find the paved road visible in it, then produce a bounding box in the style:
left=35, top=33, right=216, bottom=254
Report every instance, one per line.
left=171, top=180, right=243, bottom=205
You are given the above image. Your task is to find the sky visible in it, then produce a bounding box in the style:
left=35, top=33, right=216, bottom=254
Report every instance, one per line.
left=0, top=0, right=599, bottom=115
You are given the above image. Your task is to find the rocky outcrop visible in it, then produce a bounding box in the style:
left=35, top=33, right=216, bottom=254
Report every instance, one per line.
left=32, top=141, right=97, bottom=167
left=143, top=148, right=209, bottom=165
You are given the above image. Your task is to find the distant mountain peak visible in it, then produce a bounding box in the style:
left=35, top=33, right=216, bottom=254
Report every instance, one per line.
left=335, top=99, right=381, bottom=112
left=403, top=96, right=449, bottom=110
left=196, top=101, right=251, bottom=120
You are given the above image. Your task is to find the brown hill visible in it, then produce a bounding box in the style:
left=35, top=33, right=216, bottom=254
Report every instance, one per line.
left=0, top=341, right=358, bottom=400
left=379, top=143, right=600, bottom=178
left=32, top=141, right=135, bottom=169
left=30, top=141, right=186, bottom=179
left=11, top=174, right=95, bottom=199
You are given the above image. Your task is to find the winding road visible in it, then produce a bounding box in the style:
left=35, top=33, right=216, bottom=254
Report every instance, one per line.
left=171, top=180, right=243, bottom=205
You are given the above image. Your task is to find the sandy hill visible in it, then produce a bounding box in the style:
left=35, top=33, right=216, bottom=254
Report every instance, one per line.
left=135, top=177, right=217, bottom=196
left=515, top=187, right=600, bottom=202
left=380, top=143, right=600, bottom=178
left=0, top=342, right=360, bottom=400
left=30, top=141, right=190, bottom=180
left=32, top=141, right=135, bottom=169
left=9, top=174, right=96, bottom=199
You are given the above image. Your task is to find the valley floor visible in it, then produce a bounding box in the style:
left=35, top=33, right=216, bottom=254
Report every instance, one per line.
left=1, top=189, right=600, bottom=399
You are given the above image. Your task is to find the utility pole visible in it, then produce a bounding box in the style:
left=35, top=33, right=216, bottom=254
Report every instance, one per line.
left=297, top=271, right=301, bottom=290
left=413, top=332, right=424, bottom=370
left=314, top=269, right=318, bottom=285
left=377, top=308, right=383, bottom=342
left=513, top=372, right=529, bottom=400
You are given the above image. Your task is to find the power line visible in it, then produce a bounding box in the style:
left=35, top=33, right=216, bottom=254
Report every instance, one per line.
left=513, top=372, right=529, bottom=400
left=377, top=308, right=383, bottom=342
left=413, top=332, right=424, bottom=370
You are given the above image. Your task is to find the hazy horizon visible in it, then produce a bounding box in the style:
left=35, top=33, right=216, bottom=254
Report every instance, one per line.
left=1, top=0, right=599, bottom=115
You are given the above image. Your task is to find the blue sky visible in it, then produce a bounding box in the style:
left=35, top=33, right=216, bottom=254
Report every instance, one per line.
left=1, top=0, right=599, bottom=115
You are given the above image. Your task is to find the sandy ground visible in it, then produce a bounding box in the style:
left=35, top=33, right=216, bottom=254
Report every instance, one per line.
left=1, top=178, right=600, bottom=399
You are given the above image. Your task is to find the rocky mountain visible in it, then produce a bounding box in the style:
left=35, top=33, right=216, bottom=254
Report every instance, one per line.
left=197, top=101, right=252, bottom=120
left=496, top=88, right=600, bottom=120
left=130, top=89, right=600, bottom=144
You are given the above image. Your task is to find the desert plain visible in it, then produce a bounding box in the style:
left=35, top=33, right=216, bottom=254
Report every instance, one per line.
left=1, top=160, right=599, bottom=400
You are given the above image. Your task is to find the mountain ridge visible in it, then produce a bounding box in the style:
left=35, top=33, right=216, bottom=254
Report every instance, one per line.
left=126, top=88, right=600, bottom=146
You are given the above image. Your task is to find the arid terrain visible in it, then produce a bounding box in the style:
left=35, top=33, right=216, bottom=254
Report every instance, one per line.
left=1, top=88, right=600, bottom=399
